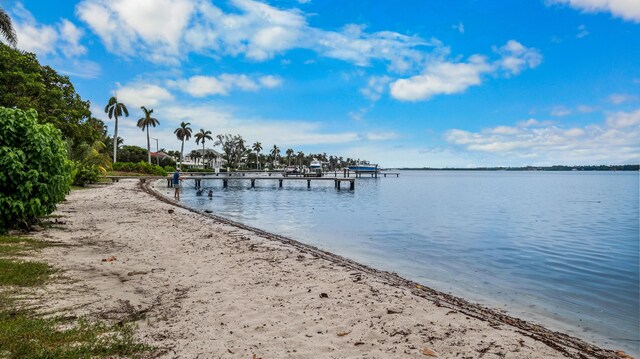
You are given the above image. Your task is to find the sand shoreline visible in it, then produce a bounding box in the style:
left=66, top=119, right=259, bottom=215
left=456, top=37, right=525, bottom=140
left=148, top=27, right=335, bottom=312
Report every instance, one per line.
left=26, top=180, right=627, bottom=358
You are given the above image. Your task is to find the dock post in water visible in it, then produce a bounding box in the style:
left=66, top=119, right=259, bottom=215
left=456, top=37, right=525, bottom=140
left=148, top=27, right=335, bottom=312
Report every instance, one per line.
left=279, top=179, right=283, bottom=188
left=223, top=179, right=228, bottom=188
left=251, top=179, right=255, bottom=188
left=350, top=180, right=355, bottom=190
left=307, top=180, right=311, bottom=188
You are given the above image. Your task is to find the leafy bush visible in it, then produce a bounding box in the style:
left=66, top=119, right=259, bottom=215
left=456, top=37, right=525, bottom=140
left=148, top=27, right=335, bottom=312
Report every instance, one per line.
left=112, top=162, right=167, bottom=176
left=70, top=141, right=111, bottom=186
left=117, top=145, right=147, bottom=163
left=0, top=107, right=73, bottom=230
left=73, top=162, right=102, bottom=186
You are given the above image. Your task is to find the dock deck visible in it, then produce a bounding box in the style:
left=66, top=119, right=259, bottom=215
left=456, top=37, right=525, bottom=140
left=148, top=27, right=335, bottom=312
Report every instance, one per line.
left=105, top=175, right=356, bottom=190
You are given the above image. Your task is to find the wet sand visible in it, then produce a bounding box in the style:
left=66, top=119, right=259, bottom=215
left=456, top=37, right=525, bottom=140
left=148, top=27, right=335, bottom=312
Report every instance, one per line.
left=29, top=180, right=628, bottom=358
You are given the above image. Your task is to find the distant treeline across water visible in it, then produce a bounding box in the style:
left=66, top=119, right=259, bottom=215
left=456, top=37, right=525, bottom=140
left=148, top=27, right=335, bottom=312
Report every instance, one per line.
left=398, top=165, right=639, bottom=171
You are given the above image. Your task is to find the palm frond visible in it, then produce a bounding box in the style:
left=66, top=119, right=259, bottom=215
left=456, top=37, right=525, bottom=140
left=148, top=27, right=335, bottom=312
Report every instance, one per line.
left=0, top=8, right=17, bottom=47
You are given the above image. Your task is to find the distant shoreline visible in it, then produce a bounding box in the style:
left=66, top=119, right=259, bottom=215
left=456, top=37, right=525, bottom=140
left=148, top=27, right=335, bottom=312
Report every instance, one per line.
left=392, top=165, right=639, bottom=171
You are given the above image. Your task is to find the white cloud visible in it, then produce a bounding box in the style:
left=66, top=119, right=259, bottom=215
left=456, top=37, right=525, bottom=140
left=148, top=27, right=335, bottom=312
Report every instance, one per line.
left=390, top=55, right=492, bottom=101
left=608, top=93, right=637, bottom=105
left=9, top=3, right=97, bottom=78
left=576, top=24, right=589, bottom=38
left=444, top=109, right=640, bottom=164
left=168, top=74, right=283, bottom=97
left=14, top=17, right=58, bottom=55
left=366, top=132, right=399, bottom=141
left=361, top=76, right=392, bottom=101
left=605, top=109, right=640, bottom=128
left=259, top=75, right=283, bottom=88
left=94, top=98, right=360, bottom=154
left=76, top=0, right=437, bottom=71
left=116, top=83, right=175, bottom=109
left=494, top=40, right=543, bottom=76
left=577, top=105, right=597, bottom=113
left=547, top=0, right=640, bottom=22
left=77, top=0, right=195, bottom=63
left=551, top=106, right=572, bottom=116
left=390, top=40, right=541, bottom=101
left=453, top=22, right=465, bottom=34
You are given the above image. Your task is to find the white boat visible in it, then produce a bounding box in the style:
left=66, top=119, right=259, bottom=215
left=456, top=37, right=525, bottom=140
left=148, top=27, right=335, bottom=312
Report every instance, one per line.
left=348, top=163, right=378, bottom=171
left=309, top=160, right=322, bottom=170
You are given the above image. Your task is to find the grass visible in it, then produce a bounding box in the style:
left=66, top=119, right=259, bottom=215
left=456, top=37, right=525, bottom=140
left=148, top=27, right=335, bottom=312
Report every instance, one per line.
left=0, top=234, right=152, bottom=358
left=0, top=313, right=149, bottom=358
left=0, top=259, right=56, bottom=286
left=0, top=235, right=54, bottom=256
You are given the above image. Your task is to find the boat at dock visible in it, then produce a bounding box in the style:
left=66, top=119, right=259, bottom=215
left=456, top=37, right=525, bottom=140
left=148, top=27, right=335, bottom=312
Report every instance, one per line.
left=348, top=163, right=379, bottom=172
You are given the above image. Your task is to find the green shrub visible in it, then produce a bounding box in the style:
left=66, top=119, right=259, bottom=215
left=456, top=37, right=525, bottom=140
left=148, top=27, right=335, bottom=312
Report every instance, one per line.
left=73, top=162, right=102, bottom=186
left=112, top=162, right=166, bottom=176
left=0, top=107, right=73, bottom=230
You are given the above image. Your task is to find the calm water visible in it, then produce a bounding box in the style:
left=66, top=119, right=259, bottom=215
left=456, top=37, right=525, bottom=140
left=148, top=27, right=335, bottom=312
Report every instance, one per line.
left=160, top=171, right=639, bottom=354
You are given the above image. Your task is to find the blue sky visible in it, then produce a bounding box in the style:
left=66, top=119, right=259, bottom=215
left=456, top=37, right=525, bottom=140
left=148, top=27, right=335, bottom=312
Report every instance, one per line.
left=3, top=0, right=639, bottom=167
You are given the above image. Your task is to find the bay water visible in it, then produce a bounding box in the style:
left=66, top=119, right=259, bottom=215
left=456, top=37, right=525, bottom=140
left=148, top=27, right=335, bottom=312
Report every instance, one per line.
left=161, top=171, right=639, bottom=354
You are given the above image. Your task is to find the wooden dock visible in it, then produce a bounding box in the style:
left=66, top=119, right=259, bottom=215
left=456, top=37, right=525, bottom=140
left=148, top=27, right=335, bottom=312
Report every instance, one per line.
left=105, top=175, right=355, bottom=190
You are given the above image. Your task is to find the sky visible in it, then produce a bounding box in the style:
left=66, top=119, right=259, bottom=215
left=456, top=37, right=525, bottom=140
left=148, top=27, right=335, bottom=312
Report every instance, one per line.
left=2, top=0, right=640, bottom=167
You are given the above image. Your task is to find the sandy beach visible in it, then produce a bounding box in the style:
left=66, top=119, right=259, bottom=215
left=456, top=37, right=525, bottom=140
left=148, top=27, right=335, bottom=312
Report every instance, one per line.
left=26, top=180, right=627, bottom=358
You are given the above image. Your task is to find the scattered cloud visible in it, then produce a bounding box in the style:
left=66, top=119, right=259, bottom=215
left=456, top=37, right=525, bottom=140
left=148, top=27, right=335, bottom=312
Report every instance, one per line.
left=551, top=106, right=572, bottom=116
left=366, top=132, right=399, bottom=141
left=167, top=74, right=283, bottom=97
left=605, top=109, right=640, bottom=128
left=576, top=24, right=589, bottom=38
left=115, top=103, right=360, bottom=151
left=8, top=3, right=99, bottom=78
left=452, top=22, right=465, bottom=34
left=577, top=105, right=597, bottom=113
left=445, top=109, right=640, bottom=164
left=389, top=40, right=541, bottom=101
left=77, top=0, right=196, bottom=64
left=76, top=0, right=437, bottom=72
left=546, top=0, right=640, bottom=23
left=608, top=93, right=637, bottom=105
left=390, top=55, right=491, bottom=101
left=360, top=76, right=392, bottom=101
left=494, top=40, right=543, bottom=76
left=116, top=83, right=175, bottom=109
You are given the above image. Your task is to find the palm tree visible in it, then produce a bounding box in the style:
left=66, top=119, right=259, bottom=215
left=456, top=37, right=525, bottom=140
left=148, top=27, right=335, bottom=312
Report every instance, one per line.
left=174, top=122, right=192, bottom=168
left=0, top=6, right=17, bottom=47
left=270, top=145, right=280, bottom=167
left=286, top=148, right=294, bottom=166
left=297, top=151, right=304, bottom=167
left=194, top=129, right=213, bottom=167
left=189, top=150, right=199, bottom=166
left=137, top=106, right=160, bottom=164
left=252, top=142, right=262, bottom=169
left=104, top=96, right=129, bottom=163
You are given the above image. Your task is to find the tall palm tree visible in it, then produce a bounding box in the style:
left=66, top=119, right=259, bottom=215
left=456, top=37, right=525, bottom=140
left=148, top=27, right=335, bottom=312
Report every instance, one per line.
left=194, top=129, right=213, bottom=167
left=0, top=6, right=17, bottom=47
left=104, top=96, right=129, bottom=163
left=297, top=151, right=304, bottom=167
left=174, top=122, right=192, bottom=168
left=285, top=148, right=294, bottom=166
left=137, top=106, right=160, bottom=164
left=252, top=142, right=262, bottom=169
left=270, top=144, right=280, bottom=167
left=189, top=150, right=199, bottom=165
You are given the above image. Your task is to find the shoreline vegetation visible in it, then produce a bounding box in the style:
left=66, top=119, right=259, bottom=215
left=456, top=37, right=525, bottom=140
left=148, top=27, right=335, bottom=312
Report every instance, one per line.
left=5, top=180, right=631, bottom=358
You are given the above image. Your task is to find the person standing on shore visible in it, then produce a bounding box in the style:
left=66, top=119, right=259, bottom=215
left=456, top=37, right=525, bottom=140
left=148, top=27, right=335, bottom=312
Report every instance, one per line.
left=173, top=168, right=182, bottom=200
